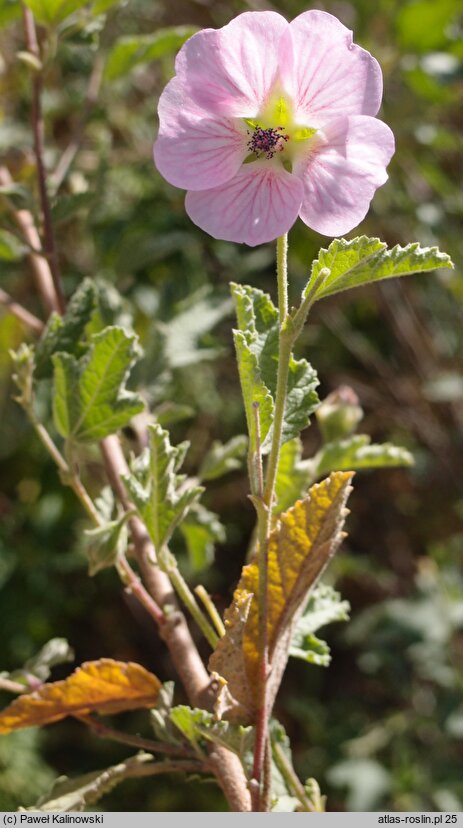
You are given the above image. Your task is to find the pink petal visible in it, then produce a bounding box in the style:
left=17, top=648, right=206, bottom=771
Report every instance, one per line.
left=175, top=12, right=289, bottom=118
left=294, top=115, right=395, bottom=236
left=153, top=77, right=248, bottom=191
left=280, top=10, right=383, bottom=127
left=185, top=162, right=303, bottom=246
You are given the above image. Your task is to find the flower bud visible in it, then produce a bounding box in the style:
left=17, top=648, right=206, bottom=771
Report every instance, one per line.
left=316, top=385, right=363, bottom=443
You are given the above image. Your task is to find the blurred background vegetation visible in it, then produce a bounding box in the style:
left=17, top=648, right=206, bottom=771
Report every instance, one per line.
left=0, top=0, right=462, bottom=812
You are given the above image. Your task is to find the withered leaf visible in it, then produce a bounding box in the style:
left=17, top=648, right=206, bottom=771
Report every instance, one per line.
left=209, top=472, right=353, bottom=722
left=0, top=659, right=161, bottom=734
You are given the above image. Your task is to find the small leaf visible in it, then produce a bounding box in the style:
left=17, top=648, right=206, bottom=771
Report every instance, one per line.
left=24, top=0, right=89, bottom=25
left=35, top=278, right=98, bottom=379
left=124, top=423, right=203, bottom=552
left=169, top=705, right=254, bottom=763
left=305, top=236, right=453, bottom=303
left=209, top=472, right=353, bottom=722
left=231, top=283, right=319, bottom=453
left=199, top=435, right=247, bottom=481
left=179, top=504, right=225, bottom=572
left=23, top=753, right=153, bottom=812
left=163, top=290, right=233, bottom=369
left=84, top=513, right=129, bottom=576
left=105, top=26, right=197, bottom=80
left=52, top=326, right=144, bottom=443
left=290, top=584, right=350, bottom=666
left=3, top=639, right=74, bottom=688
left=0, top=659, right=161, bottom=733
left=310, top=435, right=414, bottom=482
left=150, top=682, right=180, bottom=745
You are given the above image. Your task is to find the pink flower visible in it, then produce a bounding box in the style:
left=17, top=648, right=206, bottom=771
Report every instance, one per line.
left=153, top=10, right=394, bottom=246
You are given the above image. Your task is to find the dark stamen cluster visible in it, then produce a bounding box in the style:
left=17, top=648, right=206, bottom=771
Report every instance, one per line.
left=247, top=125, right=289, bottom=159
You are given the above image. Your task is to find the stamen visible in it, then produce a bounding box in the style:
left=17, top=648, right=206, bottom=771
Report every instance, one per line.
left=247, top=125, right=289, bottom=160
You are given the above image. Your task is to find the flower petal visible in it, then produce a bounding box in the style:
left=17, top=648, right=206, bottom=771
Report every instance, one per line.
left=185, top=162, right=303, bottom=246
left=294, top=115, right=395, bottom=236
left=153, top=77, right=248, bottom=191
left=175, top=12, right=289, bottom=118
left=281, top=10, right=383, bottom=126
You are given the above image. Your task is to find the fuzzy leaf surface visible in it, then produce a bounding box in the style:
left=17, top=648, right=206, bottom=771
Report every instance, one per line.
left=209, top=472, right=353, bottom=722
left=290, top=584, right=350, bottom=665
left=123, top=423, right=203, bottom=552
left=0, top=660, right=161, bottom=733
left=310, top=435, right=414, bottom=482
left=305, top=237, right=453, bottom=302
left=35, top=279, right=97, bottom=379
left=52, top=326, right=144, bottom=443
left=23, top=754, right=153, bottom=812
left=199, top=436, right=247, bottom=481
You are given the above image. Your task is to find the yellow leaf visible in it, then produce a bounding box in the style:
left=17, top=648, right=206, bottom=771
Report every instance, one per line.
left=209, top=472, right=353, bottom=722
left=0, top=659, right=161, bottom=734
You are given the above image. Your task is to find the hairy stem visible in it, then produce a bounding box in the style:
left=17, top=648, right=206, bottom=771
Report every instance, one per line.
left=251, top=233, right=291, bottom=810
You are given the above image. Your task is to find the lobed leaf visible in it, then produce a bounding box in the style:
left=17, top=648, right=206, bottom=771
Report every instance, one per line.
left=123, top=423, right=203, bottom=552
left=179, top=504, right=225, bottom=572
left=169, top=705, right=254, bottom=764
left=274, top=437, right=311, bottom=514
left=52, top=326, right=144, bottom=443
left=0, top=659, right=161, bottom=733
left=209, top=472, right=353, bottom=722
left=305, top=236, right=453, bottom=303
left=231, top=283, right=319, bottom=454
left=290, top=584, right=350, bottom=666
left=35, top=279, right=97, bottom=379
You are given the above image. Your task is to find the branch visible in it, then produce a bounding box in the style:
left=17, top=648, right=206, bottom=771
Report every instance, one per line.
left=0, top=165, right=57, bottom=316
left=0, top=288, right=44, bottom=333
left=22, top=5, right=65, bottom=313
left=76, top=714, right=195, bottom=758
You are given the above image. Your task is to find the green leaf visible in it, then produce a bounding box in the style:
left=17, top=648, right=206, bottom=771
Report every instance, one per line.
left=310, top=435, right=414, bottom=482
left=290, top=584, right=350, bottom=666
left=3, top=638, right=74, bottom=688
left=91, top=0, right=120, bottom=13
left=85, top=518, right=127, bottom=578
left=35, top=278, right=98, bottom=379
left=105, top=26, right=197, bottom=80
left=0, top=228, right=27, bottom=261
left=231, top=283, right=319, bottom=453
left=274, top=437, right=312, bottom=514
left=163, top=290, right=233, bottom=369
left=169, top=705, right=254, bottom=763
left=123, top=423, right=203, bottom=552
left=24, top=0, right=89, bottom=25
left=52, top=326, right=144, bottom=443
left=51, top=192, right=96, bottom=225
left=180, top=504, right=225, bottom=571
left=22, top=753, right=154, bottom=812
left=199, top=435, right=247, bottom=481
left=305, top=236, right=453, bottom=303
left=149, top=682, right=180, bottom=745
left=233, top=330, right=274, bottom=454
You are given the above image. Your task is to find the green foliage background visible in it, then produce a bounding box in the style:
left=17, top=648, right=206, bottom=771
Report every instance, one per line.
left=0, top=0, right=462, bottom=812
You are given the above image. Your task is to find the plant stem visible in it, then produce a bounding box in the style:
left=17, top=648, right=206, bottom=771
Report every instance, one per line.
left=76, top=714, right=193, bottom=758
left=0, top=288, right=44, bottom=334
left=271, top=738, right=315, bottom=812
left=195, top=585, right=226, bottom=638
left=251, top=233, right=292, bottom=810
left=0, top=676, right=27, bottom=694
left=167, top=564, right=219, bottom=649
left=22, top=6, right=65, bottom=314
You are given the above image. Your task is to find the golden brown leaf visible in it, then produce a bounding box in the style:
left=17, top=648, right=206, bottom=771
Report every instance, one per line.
left=209, top=472, right=353, bottom=722
left=0, top=659, right=161, bottom=734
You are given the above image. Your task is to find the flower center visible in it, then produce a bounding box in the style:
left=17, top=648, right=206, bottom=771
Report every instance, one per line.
left=247, top=125, right=289, bottom=160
